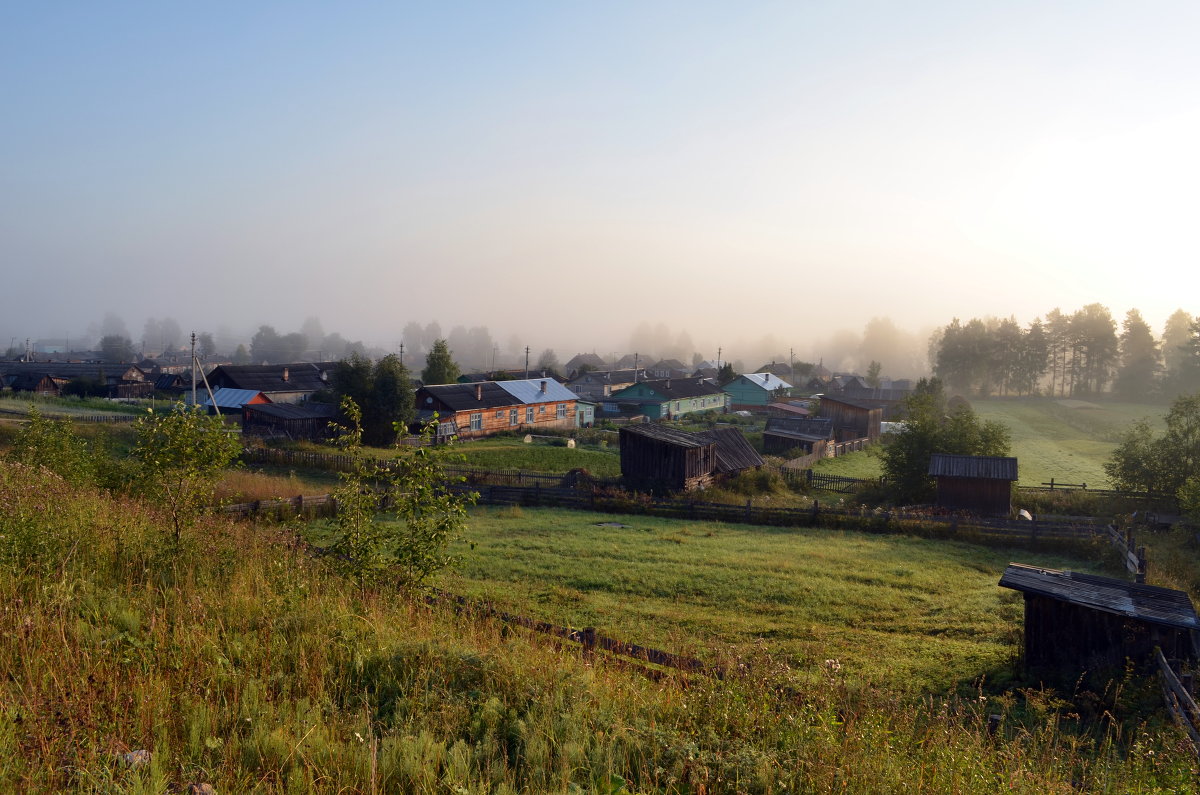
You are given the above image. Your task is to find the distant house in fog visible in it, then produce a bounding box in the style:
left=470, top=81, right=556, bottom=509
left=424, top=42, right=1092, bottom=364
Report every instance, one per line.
left=723, top=372, right=793, bottom=410
left=205, top=362, right=336, bottom=404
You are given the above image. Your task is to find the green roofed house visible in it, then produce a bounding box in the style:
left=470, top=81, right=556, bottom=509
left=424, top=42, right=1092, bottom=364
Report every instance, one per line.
left=723, top=372, right=793, bottom=411
left=605, top=378, right=728, bottom=420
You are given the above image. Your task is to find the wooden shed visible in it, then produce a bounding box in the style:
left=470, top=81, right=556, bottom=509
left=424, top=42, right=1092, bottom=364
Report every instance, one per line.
left=818, top=395, right=882, bottom=442
left=619, top=424, right=762, bottom=492
left=763, top=417, right=834, bottom=456
left=619, top=424, right=717, bottom=492
left=928, top=453, right=1017, bottom=515
left=1000, top=564, right=1199, bottom=682
left=242, top=402, right=340, bottom=441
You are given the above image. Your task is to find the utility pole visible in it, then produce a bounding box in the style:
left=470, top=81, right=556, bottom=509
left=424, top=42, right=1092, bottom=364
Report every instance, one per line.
left=524, top=346, right=530, bottom=379
left=398, top=342, right=405, bottom=367
left=790, top=347, right=795, bottom=390
left=191, top=332, right=197, bottom=407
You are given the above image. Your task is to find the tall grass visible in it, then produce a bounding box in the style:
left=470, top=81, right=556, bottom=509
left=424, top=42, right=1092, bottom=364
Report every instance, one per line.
left=1, top=461, right=1195, bottom=792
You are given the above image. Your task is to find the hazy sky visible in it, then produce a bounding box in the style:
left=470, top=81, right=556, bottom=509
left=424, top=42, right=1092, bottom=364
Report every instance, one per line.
left=3, top=2, right=1198, bottom=365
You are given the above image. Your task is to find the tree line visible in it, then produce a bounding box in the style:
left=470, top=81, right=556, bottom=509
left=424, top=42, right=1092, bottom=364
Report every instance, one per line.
left=931, top=305, right=1199, bottom=400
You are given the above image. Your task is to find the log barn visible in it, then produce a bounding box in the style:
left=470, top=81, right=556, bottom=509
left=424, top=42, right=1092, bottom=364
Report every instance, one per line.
left=1000, top=564, right=1200, bottom=683
left=619, top=424, right=763, bottom=492
left=928, top=453, right=1017, bottom=515
left=818, top=395, right=882, bottom=442
left=762, top=417, right=834, bottom=456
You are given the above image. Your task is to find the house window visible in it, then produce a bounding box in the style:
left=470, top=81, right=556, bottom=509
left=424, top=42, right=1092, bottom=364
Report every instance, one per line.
left=539, top=404, right=546, bottom=413
left=526, top=406, right=535, bottom=423
left=557, top=403, right=567, bottom=419
left=496, top=410, right=504, bottom=419
left=674, top=401, right=681, bottom=412
left=509, top=408, right=519, bottom=426
left=469, top=412, right=482, bottom=432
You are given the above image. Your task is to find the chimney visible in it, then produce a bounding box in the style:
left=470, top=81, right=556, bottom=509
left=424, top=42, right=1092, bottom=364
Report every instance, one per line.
left=476, top=384, right=482, bottom=401
left=539, top=380, right=547, bottom=394
left=282, top=367, right=289, bottom=382
left=666, top=379, right=671, bottom=390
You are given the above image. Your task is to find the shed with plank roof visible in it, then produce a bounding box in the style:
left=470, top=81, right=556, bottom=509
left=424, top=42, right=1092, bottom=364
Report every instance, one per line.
left=929, top=453, right=1017, bottom=515
left=999, top=564, right=1199, bottom=682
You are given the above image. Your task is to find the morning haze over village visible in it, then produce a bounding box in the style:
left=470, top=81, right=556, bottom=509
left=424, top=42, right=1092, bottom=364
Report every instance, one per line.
left=4, top=3, right=1200, bottom=792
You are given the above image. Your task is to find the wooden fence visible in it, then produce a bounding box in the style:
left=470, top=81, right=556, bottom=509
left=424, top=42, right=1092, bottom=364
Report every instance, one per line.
left=1157, top=648, right=1200, bottom=754
left=426, top=588, right=721, bottom=680
left=0, top=406, right=138, bottom=423
left=1101, top=523, right=1148, bottom=583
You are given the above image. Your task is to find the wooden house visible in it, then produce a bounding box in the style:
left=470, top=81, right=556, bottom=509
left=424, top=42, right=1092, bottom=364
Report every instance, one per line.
left=647, top=359, right=691, bottom=379
left=415, top=378, right=579, bottom=439
left=838, top=383, right=913, bottom=420
left=928, top=454, right=1017, bottom=515
left=242, top=402, right=340, bottom=441
left=762, top=417, right=834, bottom=456
left=818, top=395, right=882, bottom=442
left=766, top=402, right=811, bottom=418
left=605, top=378, right=727, bottom=419
left=619, top=424, right=762, bottom=492
left=0, top=361, right=152, bottom=398
left=565, top=368, right=646, bottom=401
left=1000, top=564, right=1199, bottom=683
left=722, top=372, right=793, bottom=410
left=564, top=353, right=610, bottom=375
left=205, top=362, right=337, bottom=404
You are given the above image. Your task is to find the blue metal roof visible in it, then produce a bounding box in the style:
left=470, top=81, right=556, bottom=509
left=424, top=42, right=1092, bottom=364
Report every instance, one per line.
left=738, top=373, right=793, bottom=391
left=199, top=387, right=264, bottom=408
left=495, top=378, right=580, bottom=404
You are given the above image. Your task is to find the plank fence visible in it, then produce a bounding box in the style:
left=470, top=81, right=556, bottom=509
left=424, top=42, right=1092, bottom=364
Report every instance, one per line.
left=0, top=406, right=138, bottom=423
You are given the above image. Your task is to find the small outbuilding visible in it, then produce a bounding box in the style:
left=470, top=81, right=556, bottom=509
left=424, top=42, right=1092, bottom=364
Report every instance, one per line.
left=999, top=564, right=1200, bottom=682
left=928, top=453, right=1017, bottom=515
left=619, top=424, right=763, bottom=492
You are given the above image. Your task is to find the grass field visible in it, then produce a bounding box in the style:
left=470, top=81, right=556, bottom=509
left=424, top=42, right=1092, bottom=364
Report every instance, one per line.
left=972, top=398, right=1166, bottom=488
left=430, top=506, right=1116, bottom=694
left=447, top=436, right=622, bottom=477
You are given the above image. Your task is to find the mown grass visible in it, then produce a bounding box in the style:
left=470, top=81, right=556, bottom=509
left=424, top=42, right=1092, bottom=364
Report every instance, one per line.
left=973, top=398, right=1166, bottom=488
left=442, top=436, right=621, bottom=478
left=437, top=506, right=1121, bottom=695
left=3, top=462, right=1198, bottom=792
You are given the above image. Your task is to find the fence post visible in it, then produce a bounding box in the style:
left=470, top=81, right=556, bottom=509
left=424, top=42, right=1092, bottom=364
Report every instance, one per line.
left=745, top=499, right=752, bottom=522
left=1030, top=519, right=1037, bottom=544
left=811, top=499, right=819, bottom=525
left=1137, top=547, right=1147, bottom=584
left=581, top=627, right=596, bottom=661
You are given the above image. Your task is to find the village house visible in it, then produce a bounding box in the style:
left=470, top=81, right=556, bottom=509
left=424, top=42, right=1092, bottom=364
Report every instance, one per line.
left=565, top=368, right=646, bottom=401
left=414, top=378, right=579, bottom=439
left=646, top=358, right=691, bottom=379
left=722, top=372, right=793, bottom=411
left=196, top=387, right=271, bottom=415
left=604, top=377, right=728, bottom=420
left=0, top=361, right=153, bottom=398
left=563, top=352, right=609, bottom=375
left=204, top=362, right=337, bottom=404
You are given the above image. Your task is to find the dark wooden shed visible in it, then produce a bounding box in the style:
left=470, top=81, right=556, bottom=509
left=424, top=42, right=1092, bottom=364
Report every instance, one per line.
left=763, top=417, right=834, bottom=456
left=929, top=453, right=1017, bottom=515
left=1000, top=564, right=1199, bottom=682
left=242, top=402, right=340, bottom=441
left=620, top=424, right=717, bottom=492
left=818, top=395, right=882, bottom=442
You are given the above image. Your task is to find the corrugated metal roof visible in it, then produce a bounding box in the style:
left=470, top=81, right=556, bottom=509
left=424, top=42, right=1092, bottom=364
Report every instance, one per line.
left=999, top=564, right=1200, bottom=630
left=738, top=373, right=794, bottom=391
left=495, top=378, right=579, bottom=404
left=199, top=388, right=265, bottom=408
left=928, top=453, right=1018, bottom=480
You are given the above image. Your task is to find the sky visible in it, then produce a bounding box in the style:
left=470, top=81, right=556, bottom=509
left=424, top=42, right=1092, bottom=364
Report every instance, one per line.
left=3, top=2, right=1198, bottom=372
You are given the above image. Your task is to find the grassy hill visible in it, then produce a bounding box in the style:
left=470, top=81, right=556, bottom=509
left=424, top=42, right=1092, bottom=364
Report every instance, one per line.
left=2, top=450, right=1196, bottom=790
left=972, top=398, right=1165, bottom=488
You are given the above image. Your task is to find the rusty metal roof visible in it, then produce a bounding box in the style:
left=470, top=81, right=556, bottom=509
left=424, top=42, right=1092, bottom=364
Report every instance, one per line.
left=999, top=564, right=1200, bottom=630
left=928, top=453, right=1017, bottom=480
